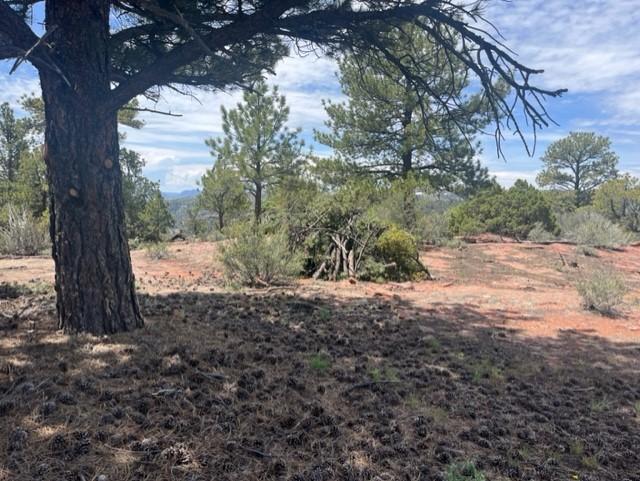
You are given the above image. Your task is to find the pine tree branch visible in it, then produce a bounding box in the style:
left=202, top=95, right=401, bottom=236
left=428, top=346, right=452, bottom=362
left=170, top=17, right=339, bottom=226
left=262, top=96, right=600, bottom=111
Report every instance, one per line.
left=0, top=1, right=40, bottom=59
left=0, top=2, right=71, bottom=86
left=106, top=0, right=302, bottom=111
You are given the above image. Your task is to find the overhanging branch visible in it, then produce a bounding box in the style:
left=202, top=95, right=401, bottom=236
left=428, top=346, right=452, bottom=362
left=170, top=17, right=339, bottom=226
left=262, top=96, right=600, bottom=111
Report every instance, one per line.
left=0, top=1, right=41, bottom=59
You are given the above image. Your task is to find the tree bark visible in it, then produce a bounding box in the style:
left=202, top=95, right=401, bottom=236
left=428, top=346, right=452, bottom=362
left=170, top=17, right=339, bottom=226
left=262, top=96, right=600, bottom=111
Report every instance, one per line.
left=254, top=182, right=263, bottom=222
left=38, top=0, right=143, bottom=335
left=400, top=105, right=417, bottom=229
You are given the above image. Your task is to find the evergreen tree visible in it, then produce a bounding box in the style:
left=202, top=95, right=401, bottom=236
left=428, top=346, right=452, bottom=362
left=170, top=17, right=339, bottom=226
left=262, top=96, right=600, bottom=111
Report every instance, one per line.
left=316, top=25, right=498, bottom=194
left=0, top=97, right=162, bottom=240
left=138, top=190, right=174, bottom=242
left=198, top=159, right=249, bottom=231
left=13, top=150, right=48, bottom=219
left=0, top=102, right=30, bottom=183
left=206, top=82, right=304, bottom=222
left=183, top=204, right=208, bottom=238
left=120, top=147, right=164, bottom=239
left=537, top=132, right=619, bottom=207
left=449, top=180, right=557, bottom=239
left=593, top=174, right=640, bottom=232
left=0, top=0, right=565, bottom=334
left=19, top=94, right=45, bottom=136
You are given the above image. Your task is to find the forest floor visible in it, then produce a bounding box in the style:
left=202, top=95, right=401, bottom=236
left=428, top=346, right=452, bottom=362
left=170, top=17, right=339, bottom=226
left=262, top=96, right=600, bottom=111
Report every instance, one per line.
left=1, top=240, right=639, bottom=481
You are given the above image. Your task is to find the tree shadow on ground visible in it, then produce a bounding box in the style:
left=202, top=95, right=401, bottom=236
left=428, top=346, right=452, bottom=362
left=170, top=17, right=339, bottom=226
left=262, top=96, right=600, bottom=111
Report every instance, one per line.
left=1, top=288, right=639, bottom=481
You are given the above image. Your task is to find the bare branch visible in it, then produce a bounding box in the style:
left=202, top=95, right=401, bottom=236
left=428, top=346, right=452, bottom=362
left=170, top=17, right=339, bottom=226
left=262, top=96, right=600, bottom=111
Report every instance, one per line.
left=120, top=106, right=183, bottom=117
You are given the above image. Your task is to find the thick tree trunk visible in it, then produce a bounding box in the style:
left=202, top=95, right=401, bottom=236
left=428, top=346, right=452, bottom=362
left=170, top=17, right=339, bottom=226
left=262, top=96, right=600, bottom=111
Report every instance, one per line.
left=38, top=0, right=143, bottom=335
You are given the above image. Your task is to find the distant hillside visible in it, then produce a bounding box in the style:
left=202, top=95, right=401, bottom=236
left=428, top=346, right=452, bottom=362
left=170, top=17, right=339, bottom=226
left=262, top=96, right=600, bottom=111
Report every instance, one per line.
left=162, top=189, right=200, bottom=200
left=163, top=190, right=199, bottom=230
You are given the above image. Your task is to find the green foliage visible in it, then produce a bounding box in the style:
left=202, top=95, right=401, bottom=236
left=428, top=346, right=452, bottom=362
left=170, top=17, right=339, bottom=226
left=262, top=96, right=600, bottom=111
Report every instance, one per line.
left=0, top=204, right=48, bottom=256
left=264, top=176, right=321, bottom=246
left=369, top=174, right=431, bottom=231
left=308, top=353, right=331, bottom=373
left=541, top=189, right=578, bottom=218
left=593, top=174, right=640, bottom=232
left=206, top=81, right=305, bottom=221
left=299, top=179, right=386, bottom=280
left=446, top=461, right=486, bottom=481
left=219, top=223, right=303, bottom=287
left=449, top=180, right=557, bottom=238
left=137, top=191, right=175, bottom=242
left=0, top=102, right=31, bottom=183
left=12, top=151, right=48, bottom=219
left=576, top=268, right=628, bottom=315
left=537, top=132, right=619, bottom=207
left=18, top=94, right=45, bottom=135
left=182, top=203, right=209, bottom=239
left=198, top=159, right=249, bottom=231
left=415, top=211, right=453, bottom=245
left=527, top=222, right=557, bottom=242
left=375, top=226, right=424, bottom=281
left=558, top=209, right=633, bottom=248
left=0, top=99, right=167, bottom=244
left=269, top=177, right=438, bottom=282
left=316, top=25, right=498, bottom=194
left=120, top=148, right=169, bottom=240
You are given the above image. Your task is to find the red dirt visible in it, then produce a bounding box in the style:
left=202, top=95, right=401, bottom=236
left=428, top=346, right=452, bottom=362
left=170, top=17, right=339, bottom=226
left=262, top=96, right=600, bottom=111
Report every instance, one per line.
left=2, top=240, right=637, bottom=342
left=1, top=241, right=639, bottom=481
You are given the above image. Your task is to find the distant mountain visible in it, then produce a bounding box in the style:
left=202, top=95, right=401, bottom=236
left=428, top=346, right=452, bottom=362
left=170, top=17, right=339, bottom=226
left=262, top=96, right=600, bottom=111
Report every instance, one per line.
left=162, top=190, right=199, bottom=230
left=162, top=189, right=200, bottom=200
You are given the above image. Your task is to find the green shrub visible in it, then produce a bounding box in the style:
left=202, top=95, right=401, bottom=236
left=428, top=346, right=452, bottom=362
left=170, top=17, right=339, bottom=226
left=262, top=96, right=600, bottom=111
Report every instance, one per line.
left=309, top=353, right=331, bottom=372
left=450, top=180, right=557, bottom=239
left=527, top=222, right=556, bottom=242
left=220, top=223, right=302, bottom=287
left=0, top=204, right=48, bottom=256
left=416, top=211, right=453, bottom=245
left=446, top=461, right=486, bottom=481
left=593, top=175, right=640, bottom=232
left=358, top=257, right=388, bottom=283
left=375, top=225, right=424, bottom=281
left=576, top=268, right=628, bottom=315
left=559, top=209, right=633, bottom=248
left=145, top=242, right=170, bottom=260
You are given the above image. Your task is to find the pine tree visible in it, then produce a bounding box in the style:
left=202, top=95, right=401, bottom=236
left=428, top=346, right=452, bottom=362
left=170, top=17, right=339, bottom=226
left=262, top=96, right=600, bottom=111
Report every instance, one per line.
left=316, top=25, right=499, bottom=194
left=138, top=190, right=174, bottom=242
left=0, top=102, right=30, bottom=183
left=0, top=0, right=564, bottom=334
left=120, top=147, right=164, bottom=239
left=206, top=82, right=304, bottom=222
left=537, top=132, right=619, bottom=207
left=198, top=159, right=249, bottom=231
left=593, top=175, right=640, bottom=232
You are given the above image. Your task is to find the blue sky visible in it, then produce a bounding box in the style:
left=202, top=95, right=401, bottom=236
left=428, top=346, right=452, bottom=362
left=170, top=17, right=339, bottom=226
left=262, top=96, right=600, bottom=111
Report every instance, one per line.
left=1, top=0, right=638, bottom=192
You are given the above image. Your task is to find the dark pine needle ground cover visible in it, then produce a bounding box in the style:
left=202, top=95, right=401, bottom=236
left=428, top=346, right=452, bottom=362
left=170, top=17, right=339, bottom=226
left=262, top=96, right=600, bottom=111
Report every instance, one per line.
left=1, top=284, right=639, bottom=481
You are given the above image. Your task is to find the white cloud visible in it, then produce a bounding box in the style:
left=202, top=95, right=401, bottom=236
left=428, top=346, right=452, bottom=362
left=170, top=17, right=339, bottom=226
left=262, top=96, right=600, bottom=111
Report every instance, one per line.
left=270, top=55, right=339, bottom=92
left=2, top=2, right=638, bottom=191
left=120, top=53, right=340, bottom=189
left=492, top=170, right=538, bottom=187
left=0, top=68, right=40, bottom=108
left=157, top=163, right=210, bottom=192
left=487, top=0, right=640, bottom=123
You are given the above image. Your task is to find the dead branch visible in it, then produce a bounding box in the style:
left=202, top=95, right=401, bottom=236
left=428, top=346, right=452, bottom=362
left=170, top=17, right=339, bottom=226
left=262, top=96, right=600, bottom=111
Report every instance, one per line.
left=120, top=106, right=183, bottom=117
left=9, top=25, right=57, bottom=74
